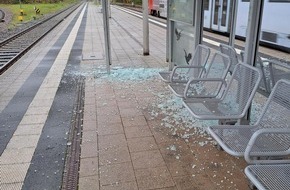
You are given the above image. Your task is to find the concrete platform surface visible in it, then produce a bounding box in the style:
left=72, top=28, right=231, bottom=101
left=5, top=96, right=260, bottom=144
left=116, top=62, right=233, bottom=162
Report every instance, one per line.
left=0, top=2, right=256, bottom=190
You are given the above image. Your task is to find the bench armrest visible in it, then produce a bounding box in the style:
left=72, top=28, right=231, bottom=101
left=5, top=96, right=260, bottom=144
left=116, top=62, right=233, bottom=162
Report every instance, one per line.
left=184, top=78, right=226, bottom=99
left=170, top=65, right=205, bottom=83
left=245, top=128, right=290, bottom=164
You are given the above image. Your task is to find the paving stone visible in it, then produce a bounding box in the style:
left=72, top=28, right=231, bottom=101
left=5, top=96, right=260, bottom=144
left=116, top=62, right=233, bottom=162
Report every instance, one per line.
left=99, top=145, right=131, bottom=165
left=79, top=175, right=99, bottom=190
left=174, top=175, right=203, bottom=190
left=34, top=87, right=58, bottom=98
left=115, top=94, right=136, bottom=102
left=98, top=134, right=127, bottom=150
left=100, top=181, right=138, bottom=190
left=97, top=105, right=120, bottom=116
left=97, top=115, right=122, bottom=125
left=20, top=114, right=47, bottom=125
left=119, top=108, right=143, bottom=117
left=24, top=106, right=50, bottom=115
left=131, top=150, right=166, bottom=169
left=84, top=105, right=97, bottom=116
left=96, top=94, right=116, bottom=101
left=0, top=147, right=35, bottom=165
left=156, top=187, right=178, bottom=190
left=0, top=182, right=23, bottom=190
left=29, top=99, right=54, bottom=108
left=151, top=129, right=178, bottom=146
left=82, top=130, right=98, bottom=143
left=82, top=119, right=97, bottom=131
left=127, top=136, right=158, bottom=152
left=84, top=111, right=97, bottom=122
left=81, top=141, right=98, bottom=158
left=0, top=163, right=30, bottom=184
left=117, top=100, right=139, bottom=109
left=84, top=97, right=96, bottom=105
left=135, top=167, right=175, bottom=190
left=13, top=124, right=43, bottom=136
left=99, top=162, right=135, bottom=186
left=122, top=115, right=148, bottom=127
left=96, top=88, right=115, bottom=96
left=6, top=135, right=39, bottom=149
left=79, top=157, right=99, bottom=177
left=124, top=125, right=152, bottom=139
left=96, top=100, right=118, bottom=108
left=98, top=123, right=124, bottom=136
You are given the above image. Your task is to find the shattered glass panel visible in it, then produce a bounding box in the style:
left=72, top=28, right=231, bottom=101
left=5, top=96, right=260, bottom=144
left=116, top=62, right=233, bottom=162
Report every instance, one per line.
left=172, top=22, right=195, bottom=67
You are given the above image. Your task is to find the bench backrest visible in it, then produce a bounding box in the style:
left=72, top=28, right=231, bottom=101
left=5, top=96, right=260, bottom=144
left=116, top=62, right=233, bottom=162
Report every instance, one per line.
left=188, top=44, right=211, bottom=78
left=186, top=52, right=231, bottom=98
left=219, top=63, right=262, bottom=117
left=258, top=79, right=290, bottom=129
left=202, top=52, right=231, bottom=79
left=219, top=44, right=239, bottom=74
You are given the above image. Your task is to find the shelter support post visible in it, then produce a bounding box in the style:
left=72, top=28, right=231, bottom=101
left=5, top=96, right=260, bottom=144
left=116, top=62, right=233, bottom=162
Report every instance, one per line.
left=194, top=0, right=203, bottom=48
left=229, top=0, right=238, bottom=47
left=143, top=0, right=150, bottom=55
left=102, top=0, right=112, bottom=74
left=241, top=0, right=264, bottom=124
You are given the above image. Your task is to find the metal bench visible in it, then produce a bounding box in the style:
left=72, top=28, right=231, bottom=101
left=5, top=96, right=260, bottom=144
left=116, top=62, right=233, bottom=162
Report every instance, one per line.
left=244, top=128, right=290, bottom=190
left=183, top=63, right=262, bottom=122
left=207, top=79, right=290, bottom=157
left=219, top=43, right=240, bottom=74
left=158, top=44, right=210, bottom=83
left=168, top=52, right=231, bottom=99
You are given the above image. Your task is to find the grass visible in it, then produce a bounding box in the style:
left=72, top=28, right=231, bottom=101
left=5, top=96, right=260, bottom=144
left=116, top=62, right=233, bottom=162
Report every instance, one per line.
left=1, top=0, right=78, bottom=28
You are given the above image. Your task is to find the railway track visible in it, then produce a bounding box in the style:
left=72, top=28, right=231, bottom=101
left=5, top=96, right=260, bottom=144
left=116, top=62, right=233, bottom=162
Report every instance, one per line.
left=0, top=3, right=83, bottom=74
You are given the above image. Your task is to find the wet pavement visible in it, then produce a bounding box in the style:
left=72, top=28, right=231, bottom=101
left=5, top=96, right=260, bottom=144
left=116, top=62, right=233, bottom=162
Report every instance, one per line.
left=0, top=2, right=259, bottom=190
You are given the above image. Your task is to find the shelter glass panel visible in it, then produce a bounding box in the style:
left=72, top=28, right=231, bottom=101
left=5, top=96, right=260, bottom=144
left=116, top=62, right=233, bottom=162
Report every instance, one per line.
left=169, top=0, right=194, bottom=24
left=171, top=22, right=195, bottom=66
left=257, top=1, right=290, bottom=93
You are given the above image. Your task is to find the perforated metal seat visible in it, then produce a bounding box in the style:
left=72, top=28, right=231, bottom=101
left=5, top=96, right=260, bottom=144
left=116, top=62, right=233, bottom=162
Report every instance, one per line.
left=168, top=52, right=231, bottom=99
left=207, top=79, right=290, bottom=157
left=159, top=44, right=210, bottom=82
left=245, top=164, right=290, bottom=190
left=183, top=63, right=262, bottom=120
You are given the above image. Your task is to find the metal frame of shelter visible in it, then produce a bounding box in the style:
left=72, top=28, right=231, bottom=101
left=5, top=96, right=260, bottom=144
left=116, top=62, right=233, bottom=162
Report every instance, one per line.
left=101, top=0, right=112, bottom=74
left=167, top=0, right=263, bottom=69
left=166, top=0, right=264, bottom=123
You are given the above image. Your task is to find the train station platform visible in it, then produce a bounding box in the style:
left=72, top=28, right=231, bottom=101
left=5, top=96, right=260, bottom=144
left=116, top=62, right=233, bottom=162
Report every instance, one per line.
left=0, top=2, right=253, bottom=190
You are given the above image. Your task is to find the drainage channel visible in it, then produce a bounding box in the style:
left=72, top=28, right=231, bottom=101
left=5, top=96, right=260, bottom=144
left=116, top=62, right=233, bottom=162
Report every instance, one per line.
left=62, top=76, right=85, bottom=190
